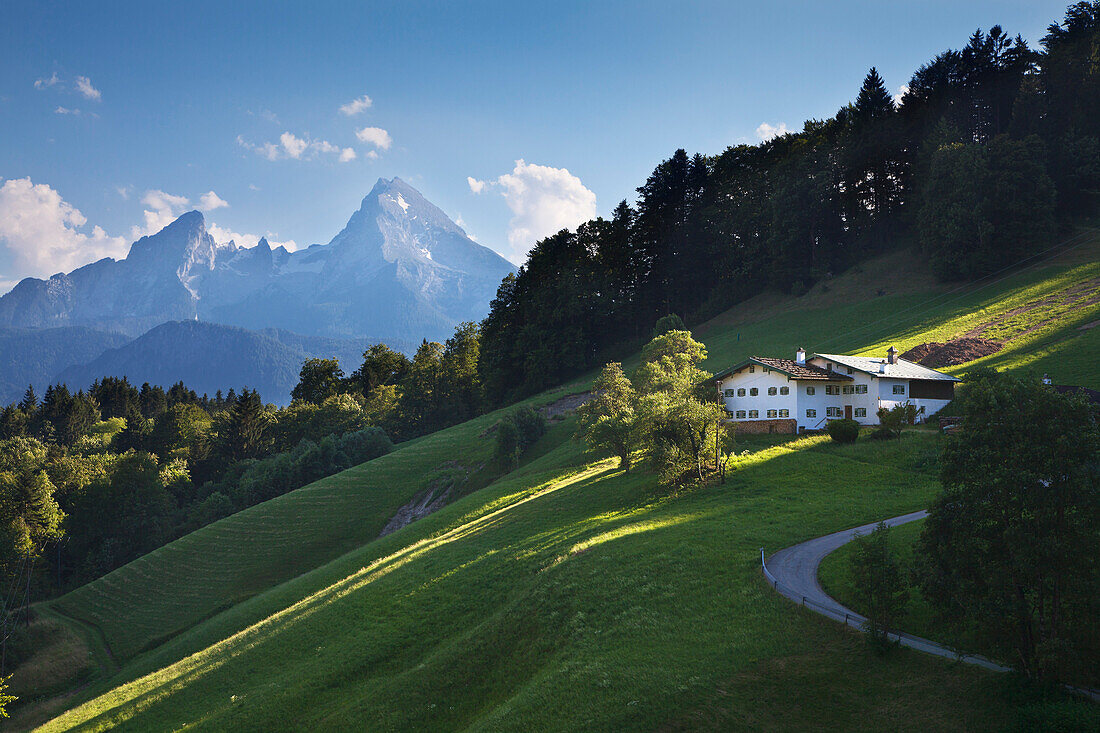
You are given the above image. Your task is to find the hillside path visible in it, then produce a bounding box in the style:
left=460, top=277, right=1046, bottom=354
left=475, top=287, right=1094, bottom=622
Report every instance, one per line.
left=763, top=512, right=1100, bottom=701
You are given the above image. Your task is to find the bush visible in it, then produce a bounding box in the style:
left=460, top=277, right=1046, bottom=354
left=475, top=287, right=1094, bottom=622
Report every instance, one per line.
left=874, top=403, right=917, bottom=439
left=828, top=418, right=860, bottom=443
left=494, top=407, right=547, bottom=467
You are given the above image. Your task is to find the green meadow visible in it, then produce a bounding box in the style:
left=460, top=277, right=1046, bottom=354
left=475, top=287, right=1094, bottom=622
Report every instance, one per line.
left=20, top=235, right=1100, bottom=730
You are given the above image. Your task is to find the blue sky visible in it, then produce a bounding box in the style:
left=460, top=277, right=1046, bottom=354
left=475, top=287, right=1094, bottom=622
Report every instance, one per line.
left=0, top=0, right=1074, bottom=290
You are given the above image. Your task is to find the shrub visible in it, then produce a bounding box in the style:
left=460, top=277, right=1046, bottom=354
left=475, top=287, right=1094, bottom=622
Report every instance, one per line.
left=828, top=418, right=860, bottom=443
left=494, top=407, right=547, bottom=467
left=874, top=403, right=917, bottom=439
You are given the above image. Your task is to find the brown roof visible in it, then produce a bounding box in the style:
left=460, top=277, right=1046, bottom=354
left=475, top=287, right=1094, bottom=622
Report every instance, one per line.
left=713, top=357, right=852, bottom=382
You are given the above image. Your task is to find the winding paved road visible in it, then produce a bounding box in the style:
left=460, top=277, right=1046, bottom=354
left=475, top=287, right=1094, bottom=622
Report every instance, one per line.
left=763, top=512, right=1100, bottom=701
left=764, top=510, right=1009, bottom=671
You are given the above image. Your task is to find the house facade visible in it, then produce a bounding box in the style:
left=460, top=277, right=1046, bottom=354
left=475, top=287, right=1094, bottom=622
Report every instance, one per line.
left=712, top=347, right=959, bottom=433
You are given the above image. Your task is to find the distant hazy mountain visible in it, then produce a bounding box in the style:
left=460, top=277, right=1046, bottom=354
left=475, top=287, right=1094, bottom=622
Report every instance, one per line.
left=0, top=326, right=131, bottom=405
left=0, top=178, right=515, bottom=343
left=54, top=321, right=402, bottom=406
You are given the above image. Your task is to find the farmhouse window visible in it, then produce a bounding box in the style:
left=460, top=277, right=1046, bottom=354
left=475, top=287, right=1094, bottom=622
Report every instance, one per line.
left=825, top=385, right=840, bottom=396
left=749, top=365, right=755, bottom=373
left=847, top=367, right=853, bottom=374
left=855, top=385, right=867, bottom=394
left=767, top=409, right=777, bottom=418
left=748, top=410, right=759, bottom=418
left=893, top=384, right=906, bottom=395
left=842, top=385, right=854, bottom=395
left=778, top=409, right=789, bottom=417
left=737, top=388, right=746, bottom=397
left=768, top=387, right=777, bottom=396
left=762, top=367, right=769, bottom=373
left=735, top=410, right=746, bottom=419
left=780, top=386, right=789, bottom=395
left=750, top=387, right=759, bottom=396
left=806, top=386, right=815, bottom=395
left=855, top=407, right=866, bottom=417
left=806, top=409, right=816, bottom=418
left=724, top=389, right=735, bottom=397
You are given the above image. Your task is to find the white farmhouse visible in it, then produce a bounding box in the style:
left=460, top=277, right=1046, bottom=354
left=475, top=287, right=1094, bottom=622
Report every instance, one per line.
left=712, top=346, right=959, bottom=434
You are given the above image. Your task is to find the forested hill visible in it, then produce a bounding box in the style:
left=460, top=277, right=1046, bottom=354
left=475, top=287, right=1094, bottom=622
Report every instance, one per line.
left=0, top=326, right=130, bottom=405
left=54, top=321, right=406, bottom=407
left=479, top=6, right=1100, bottom=404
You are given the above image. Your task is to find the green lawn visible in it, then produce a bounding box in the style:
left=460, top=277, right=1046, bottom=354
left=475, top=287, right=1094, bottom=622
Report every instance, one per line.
left=817, top=518, right=939, bottom=640
left=23, top=237, right=1100, bottom=730
left=40, top=432, right=1042, bottom=732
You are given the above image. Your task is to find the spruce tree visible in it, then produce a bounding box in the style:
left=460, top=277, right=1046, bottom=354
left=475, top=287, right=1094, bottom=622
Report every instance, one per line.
left=854, top=67, right=895, bottom=121
left=18, top=386, right=37, bottom=412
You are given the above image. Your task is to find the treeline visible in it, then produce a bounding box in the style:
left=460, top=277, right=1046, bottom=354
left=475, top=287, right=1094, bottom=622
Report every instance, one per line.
left=0, top=318, right=496, bottom=614
left=480, top=5, right=1100, bottom=403
left=0, top=377, right=393, bottom=626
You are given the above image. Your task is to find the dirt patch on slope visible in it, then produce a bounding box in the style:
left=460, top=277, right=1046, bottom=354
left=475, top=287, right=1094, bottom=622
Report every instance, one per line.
left=901, top=338, right=1003, bottom=368
left=379, top=461, right=475, bottom=538
left=539, top=391, right=592, bottom=420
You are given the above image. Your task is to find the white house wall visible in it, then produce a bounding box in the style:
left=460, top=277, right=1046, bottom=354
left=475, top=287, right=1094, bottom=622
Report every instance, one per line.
left=717, top=368, right=797, bottom=422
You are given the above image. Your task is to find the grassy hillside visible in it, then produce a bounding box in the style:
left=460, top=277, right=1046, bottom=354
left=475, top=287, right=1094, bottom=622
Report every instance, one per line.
left=23, top=235, right=1100, bottom=729
left=696, top=231, right=1100, bottom=387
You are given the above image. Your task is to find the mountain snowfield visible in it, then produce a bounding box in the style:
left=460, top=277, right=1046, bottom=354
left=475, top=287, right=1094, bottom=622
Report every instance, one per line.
left=0, top=177, right=515, bottom=342
left=0, top=179, right=515, bottom=404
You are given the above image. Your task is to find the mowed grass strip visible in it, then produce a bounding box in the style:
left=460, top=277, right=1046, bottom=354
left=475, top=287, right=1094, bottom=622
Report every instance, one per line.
left=697, top=233, right=1100, bottom=388
left=41, top=431, right=1031, bottom=731
left=47, top=386, right=575, bottom=663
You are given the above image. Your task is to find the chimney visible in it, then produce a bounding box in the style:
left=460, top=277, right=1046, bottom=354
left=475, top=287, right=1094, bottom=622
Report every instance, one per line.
left=887, top=346, right=898, bottom=365
left=795, top=347, right=806, bottom=365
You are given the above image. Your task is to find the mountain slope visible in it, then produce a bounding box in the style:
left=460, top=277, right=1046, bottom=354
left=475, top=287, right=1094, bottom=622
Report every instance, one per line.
left=53, top=321, right=393, bottom=404
left=26, top=237, right=1100, bottom=730
left=0, top=179, right=515, bottom=343
left=0, top=326, right=130, bottom=404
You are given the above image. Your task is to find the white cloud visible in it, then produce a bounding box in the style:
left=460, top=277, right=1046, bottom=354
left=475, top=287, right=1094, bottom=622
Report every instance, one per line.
left=239, top=132, right=354, bottom=162
left=280, top=132, right=308, bottom=159
left=339, top=94, right=373, bottom=116
left=476, top=159, right=597, bottom=263
left=365, top=150, right=379, bottom=160
left=756, top=122, right=790, bottom=141
left=0, top=177, right=127, bottom=281
left=132, top=189, right=191, bottom=238
left=54, top=106, right=80, bottom=115
left=355, top=126, right=392, bottom=150
left=467, top=176, right=487, bottom=194
left=207, top=223, right=298, bottom=252
left=116, top=186, right=131, bottom=200
left=248, top=184, right=260, bottom=191
left=893, top=84, right=910, bottom=106
left=34, top=72, right=60, bottom=89
left=74, top=75, right=101, bottom=101
left=198, top=190, right=229, bottom=211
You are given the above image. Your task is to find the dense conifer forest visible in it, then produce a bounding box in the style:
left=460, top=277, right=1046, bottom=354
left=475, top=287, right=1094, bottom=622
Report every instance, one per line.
left=479, top=7, right=1100, bottom=402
